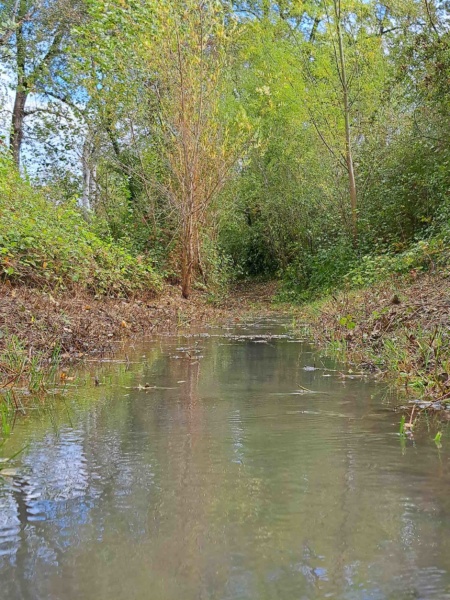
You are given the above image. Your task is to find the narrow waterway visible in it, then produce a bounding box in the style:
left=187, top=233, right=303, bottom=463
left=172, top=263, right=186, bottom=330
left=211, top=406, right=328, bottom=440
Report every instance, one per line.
left=1, top=318, right=450, bottom=600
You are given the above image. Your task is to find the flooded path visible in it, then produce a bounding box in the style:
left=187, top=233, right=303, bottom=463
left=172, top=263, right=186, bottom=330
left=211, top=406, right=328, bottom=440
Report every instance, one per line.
left=1, top=318, right=450, bottom=599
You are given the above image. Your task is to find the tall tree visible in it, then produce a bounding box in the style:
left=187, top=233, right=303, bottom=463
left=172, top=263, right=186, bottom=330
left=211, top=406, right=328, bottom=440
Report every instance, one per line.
left=0, top=0, right=85, bottom=165
left=145, top=0, right=251, bottom=298
left=296, top=0, right=386, bottom=240
left=333, top=0, right=357, bottom=238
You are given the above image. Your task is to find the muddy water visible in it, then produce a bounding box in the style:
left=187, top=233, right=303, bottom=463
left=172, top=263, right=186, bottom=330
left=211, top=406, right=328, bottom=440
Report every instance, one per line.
left=1, top=318, right=450, bottom=600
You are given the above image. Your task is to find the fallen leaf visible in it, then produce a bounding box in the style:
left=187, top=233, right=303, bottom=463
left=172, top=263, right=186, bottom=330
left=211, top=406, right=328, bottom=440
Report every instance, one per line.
left=0, top=469, right=18, bottom=477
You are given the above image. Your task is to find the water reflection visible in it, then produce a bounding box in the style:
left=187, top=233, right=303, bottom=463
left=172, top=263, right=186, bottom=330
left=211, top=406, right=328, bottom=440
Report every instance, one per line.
left=1, top=319, right=450, bottom=600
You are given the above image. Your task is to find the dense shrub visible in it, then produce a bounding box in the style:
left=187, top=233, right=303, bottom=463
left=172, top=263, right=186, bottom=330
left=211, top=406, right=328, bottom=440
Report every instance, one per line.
left=0, top=155, right=161, bottom=296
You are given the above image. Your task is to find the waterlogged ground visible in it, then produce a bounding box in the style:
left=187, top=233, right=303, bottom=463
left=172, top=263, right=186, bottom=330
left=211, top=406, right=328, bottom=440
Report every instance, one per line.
left=1, top=318, right=450, bottom=600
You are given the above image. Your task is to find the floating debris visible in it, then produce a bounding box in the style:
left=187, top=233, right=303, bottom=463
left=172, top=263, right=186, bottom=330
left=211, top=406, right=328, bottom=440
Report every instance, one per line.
left=123, top=384, right=178, bottom=390
left=0, top=468, right=18, bottom=477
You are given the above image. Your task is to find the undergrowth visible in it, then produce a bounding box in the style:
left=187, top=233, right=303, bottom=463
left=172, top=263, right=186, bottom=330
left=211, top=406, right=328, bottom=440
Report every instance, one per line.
left=0, top=155, right=161, bottom=297
left=298, top=275, right=450, bottom=417
left=278, top=232, right=450, bottom=303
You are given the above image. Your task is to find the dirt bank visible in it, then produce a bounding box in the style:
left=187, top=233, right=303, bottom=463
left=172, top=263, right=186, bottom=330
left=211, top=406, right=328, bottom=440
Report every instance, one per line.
left=298, top=273, right=450, bottom=415
left=0, top=280, right=281, bottom=363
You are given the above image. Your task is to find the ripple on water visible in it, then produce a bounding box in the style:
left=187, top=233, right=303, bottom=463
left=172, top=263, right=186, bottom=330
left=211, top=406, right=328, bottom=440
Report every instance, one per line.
left=0, top=322, right=450, bottom=600
left=0, top=493, right=21, bottom=558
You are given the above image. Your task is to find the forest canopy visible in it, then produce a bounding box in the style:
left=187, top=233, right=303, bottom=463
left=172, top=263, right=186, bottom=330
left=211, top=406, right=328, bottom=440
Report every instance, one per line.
left=1, top=0, right=449, bottom=299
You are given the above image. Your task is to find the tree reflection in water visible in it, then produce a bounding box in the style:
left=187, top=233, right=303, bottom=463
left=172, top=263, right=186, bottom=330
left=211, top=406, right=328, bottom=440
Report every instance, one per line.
left=1, top=321, right=450, bottom=600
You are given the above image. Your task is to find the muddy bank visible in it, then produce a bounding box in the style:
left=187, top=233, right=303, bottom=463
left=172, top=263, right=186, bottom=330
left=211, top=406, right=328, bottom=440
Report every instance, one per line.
left=0, top=280, right=281, bottom=363
left=298, top=273, right=450, bottom=415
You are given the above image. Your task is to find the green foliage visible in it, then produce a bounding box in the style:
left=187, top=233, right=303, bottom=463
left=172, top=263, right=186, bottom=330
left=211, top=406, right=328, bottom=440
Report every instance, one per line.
left=219, top=0, right=450, bottom=301
left=276, top=238, right=356, bottom=302
left=200, top=233, right=239, bottom=304
left=0, top=155, right=161, bottom=296
left=346, top=236, right=450, bottom=288
left=338, top=315, right=356, bottom=330
left=4, top=0, right=450, bottom=301
left=357, top=112, right=450, bottom=248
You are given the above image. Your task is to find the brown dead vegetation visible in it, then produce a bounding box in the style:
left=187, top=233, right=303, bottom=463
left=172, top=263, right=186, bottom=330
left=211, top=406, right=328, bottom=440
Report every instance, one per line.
left=0, top=284, right=227, bottom=362
left=0, top=279, right=282, bottom=365
left=299, top=273, right=450, bottom=416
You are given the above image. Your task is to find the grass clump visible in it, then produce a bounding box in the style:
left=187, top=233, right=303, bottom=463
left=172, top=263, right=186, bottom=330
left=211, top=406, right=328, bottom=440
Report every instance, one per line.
left=0, top=335, right=65, bottom=441
left=0, top=154, right=161, bottom=297
left=0, top=335, right=61, bottom=395
left=297, top=274, right=450, bottom=415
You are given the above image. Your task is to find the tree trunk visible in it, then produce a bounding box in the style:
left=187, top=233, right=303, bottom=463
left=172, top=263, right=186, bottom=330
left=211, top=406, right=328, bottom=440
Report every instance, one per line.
left=10, top=0, right=28, bottom=167
left=335, top=0, right=358, bottom=241
left=345, top=139, right=357, bottom=241
left=10, top=90, right=27, bottom=166
left=181, top=215, right=194, bottom=299
left=81, top=138, right=95, bottom=211
left=181, top=253, right=193, bottom=299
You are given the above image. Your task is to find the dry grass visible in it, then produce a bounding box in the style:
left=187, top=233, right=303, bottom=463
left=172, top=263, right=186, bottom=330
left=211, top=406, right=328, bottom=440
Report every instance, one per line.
left=0, top=279, right=283, bottom=364
left=297, top=273, right=450, bottom=416
left=0, top=283, right=223, bottom=363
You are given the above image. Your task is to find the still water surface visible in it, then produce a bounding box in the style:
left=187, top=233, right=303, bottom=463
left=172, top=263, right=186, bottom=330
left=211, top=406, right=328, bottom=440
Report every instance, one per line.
left=1, top=318, right=450, bottom=600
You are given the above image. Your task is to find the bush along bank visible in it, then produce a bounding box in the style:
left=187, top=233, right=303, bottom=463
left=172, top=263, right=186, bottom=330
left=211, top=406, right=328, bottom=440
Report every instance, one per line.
left=0, top=155, right=161, bottom=297
left=297, top=272, right=450, bottom=425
